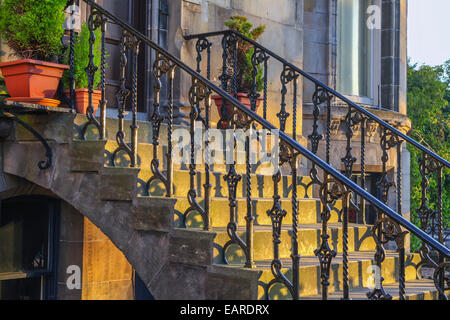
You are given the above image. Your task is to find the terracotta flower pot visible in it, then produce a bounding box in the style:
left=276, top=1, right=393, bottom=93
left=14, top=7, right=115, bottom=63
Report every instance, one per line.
left=212, top=92, right=262, bottom=129
left=65, top=89, right=102, bottom=115
left=0, top=59, right=69, bottom=99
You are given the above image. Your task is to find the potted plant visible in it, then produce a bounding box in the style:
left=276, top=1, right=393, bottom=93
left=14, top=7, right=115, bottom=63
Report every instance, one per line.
left=0, top=0, right=69, bottom=106
left=62, top=22, right=107, bottom=115
left=212, top=15, right=266, bottom=128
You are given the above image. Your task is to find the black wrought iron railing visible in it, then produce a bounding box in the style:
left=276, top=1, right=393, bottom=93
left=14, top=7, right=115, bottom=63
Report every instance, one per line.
left=67, top=1, right=449, bottom=300
left=184, top=29, right=450, bottom=300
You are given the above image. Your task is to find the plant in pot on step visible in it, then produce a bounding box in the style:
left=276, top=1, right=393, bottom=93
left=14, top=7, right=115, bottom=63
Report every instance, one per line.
left=0, top=0, right=69, bottom=107
left=62, top=22, right=108, bottom=115
left=212, top=15, right=266, bottom=129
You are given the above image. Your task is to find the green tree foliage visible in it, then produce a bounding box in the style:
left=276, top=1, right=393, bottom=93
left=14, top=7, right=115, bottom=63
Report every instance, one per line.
left=0, top=0, right=67, bottom=60
left=408, top=60, right=450, bottom=251
left=224, top=15, right=266, bottom=93
left=62, top=22, right=107, bottom=89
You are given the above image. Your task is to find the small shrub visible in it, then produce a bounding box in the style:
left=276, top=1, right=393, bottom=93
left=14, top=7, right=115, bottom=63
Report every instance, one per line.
left=0, top=0, right=67, bottom=60
left=224, top=15, right=266, bottom=93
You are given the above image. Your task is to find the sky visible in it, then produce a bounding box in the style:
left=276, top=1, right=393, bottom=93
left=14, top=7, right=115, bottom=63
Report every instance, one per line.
left=408, top=0, right=450, bottom=66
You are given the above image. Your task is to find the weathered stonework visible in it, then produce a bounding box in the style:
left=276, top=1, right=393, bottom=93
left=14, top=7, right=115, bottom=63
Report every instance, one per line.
left=0, top=112, right=260, bottom=300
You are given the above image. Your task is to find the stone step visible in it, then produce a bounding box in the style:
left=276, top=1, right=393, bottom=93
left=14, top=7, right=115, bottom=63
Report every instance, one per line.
left=132, top=197, right=177, bottom=233
left=300, top=280, right=443, bottom=300
left=211, top=224, right=376, bottom=262
left=172, top=197, right=341, bottom=228
left=100, top=166, right=139, bottom=201
left=252, top=251, right=422, bottom=299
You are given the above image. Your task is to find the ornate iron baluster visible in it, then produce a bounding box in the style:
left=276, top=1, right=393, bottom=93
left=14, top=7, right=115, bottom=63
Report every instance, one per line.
left=237, top=108, right=256, bottom=269
left=360, top=117, right=367, bottom=224
left=195, top=37, right=212, bottom=78
left=278, top=65, right=296, bottom=132
left=367, top=127, right=406, bottom=300
left=147, top=52, right=172, bottom=196
left=308, top=85, right=328, bottom=185
left=98, top=15, right=107, bottom=140
left=203, top=86, right=212, bottom=232
left=416, top=152, right=448, bottom=300
left=315, top=179, right=341, bottom=300
left=396, top=142, right=406, bottom=299
left=222, top=105, right=254, bottom=266
left=292, top=71, right=299, bottom=140
left=280, top=142, right=301, bottom=300
left=222, top=158, right=248, bottom=264
left=244, top=131, right=255, bottom=268
left=232, top=36, right=238, bottom=99
left=194, top=38, right=212, bottom=230
left=166, top=65, right=175, bottom=197
left=182, top=78, right=209, bottom=230
left=111, top=30, right=140, bottom=167
left=130, top=35, right=140, bottom=167
left=342, top=105, right=357, bottom=178
left=249, top=47, right=268, bottom=112
left=263, top=58, right=268, bottom=120
left=206, top=40, right=211, bottom=80
left=266, top=168, right=295, bottom=299
left=217, top=33, right=237, bottom=129
left=325, top=93, right=331, bottom=165
left=81, top=9, right=105, bottom=140
left=340, top=106, right=367, bottom=299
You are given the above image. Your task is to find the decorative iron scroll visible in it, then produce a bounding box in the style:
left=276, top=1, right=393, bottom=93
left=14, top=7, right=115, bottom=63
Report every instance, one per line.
left=265, top=169, right=295, bottom=299
left=182, top=79, right=211, bottom=230
left=147, top=53, right=174, bottom=196
left=0, top=109, right=52, bottom=170
left=81, top=9, right=107, bottom=140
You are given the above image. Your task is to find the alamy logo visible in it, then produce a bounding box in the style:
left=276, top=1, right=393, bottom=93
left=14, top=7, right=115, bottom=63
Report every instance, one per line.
left=367, top=5, right=381, bottom=30
left=366, top=265, right=382, bottom=289
left=172, top=127, right=280, bottom=174
left=66, top=265, right=81, bottom=290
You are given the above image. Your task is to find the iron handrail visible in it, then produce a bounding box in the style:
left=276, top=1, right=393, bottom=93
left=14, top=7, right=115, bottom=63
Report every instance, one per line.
left=81, top=0, right=450, bottom=258
left=184, top=29, right=450, bottom=168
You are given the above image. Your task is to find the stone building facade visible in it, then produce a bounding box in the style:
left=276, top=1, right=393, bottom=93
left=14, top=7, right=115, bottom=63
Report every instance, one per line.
left=0, top=0, right=412, bottom=300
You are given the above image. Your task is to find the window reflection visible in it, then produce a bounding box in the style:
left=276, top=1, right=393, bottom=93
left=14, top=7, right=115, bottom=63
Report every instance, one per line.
left=337, top=0, right=374, bottom=98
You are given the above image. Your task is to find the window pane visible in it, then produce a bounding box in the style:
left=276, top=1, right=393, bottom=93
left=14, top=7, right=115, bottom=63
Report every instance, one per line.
left=337, top=0, right=373, bottom=98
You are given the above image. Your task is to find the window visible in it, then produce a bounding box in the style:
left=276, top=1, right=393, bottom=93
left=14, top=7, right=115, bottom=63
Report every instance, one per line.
left=0, top=197, right=59, bottom=300
left=337, top=0, right=376, bottom=100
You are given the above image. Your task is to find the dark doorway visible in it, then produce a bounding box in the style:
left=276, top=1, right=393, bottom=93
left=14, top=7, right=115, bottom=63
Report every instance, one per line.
left=0, top=196, right=60, bottom=300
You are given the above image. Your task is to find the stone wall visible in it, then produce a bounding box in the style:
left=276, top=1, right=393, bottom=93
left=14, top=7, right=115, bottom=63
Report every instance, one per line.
left=381, top=0, right=407, bottom=114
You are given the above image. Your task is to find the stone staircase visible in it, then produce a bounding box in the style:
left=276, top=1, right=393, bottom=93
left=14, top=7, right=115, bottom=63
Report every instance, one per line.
left=1, top=111, right=445, bottom=299
left=70, top=114, right=443, bottom=300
